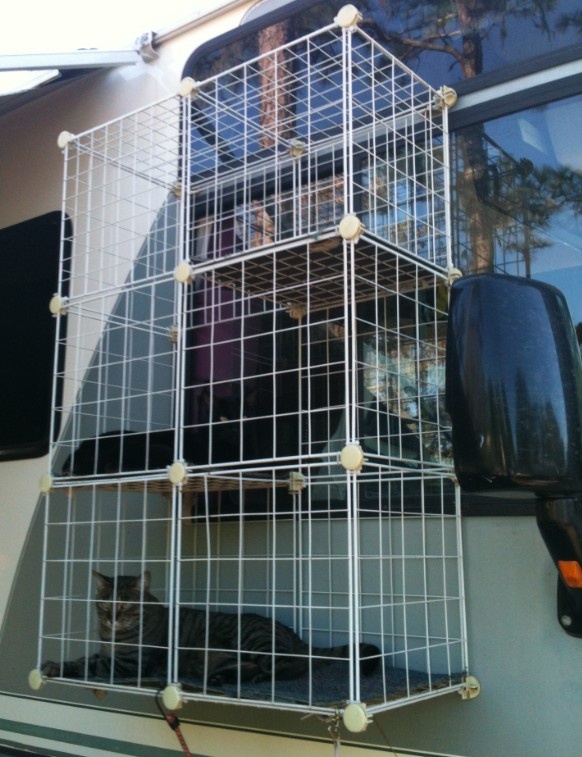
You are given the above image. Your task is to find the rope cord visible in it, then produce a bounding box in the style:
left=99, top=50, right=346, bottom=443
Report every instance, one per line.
left=156, top=691, right=192, bottom=757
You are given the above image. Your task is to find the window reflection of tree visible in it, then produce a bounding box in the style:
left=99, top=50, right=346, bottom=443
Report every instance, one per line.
left=192, top=0, right=580, bottom=276
left=455, top=116, right=582, bottom=276
left=455, top=130, right=550, bottom=276
left=359, top=0, right=579, bottom=274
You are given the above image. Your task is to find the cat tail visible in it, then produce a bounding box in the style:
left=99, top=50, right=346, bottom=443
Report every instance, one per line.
left=310, top=642, right=380, bottom=676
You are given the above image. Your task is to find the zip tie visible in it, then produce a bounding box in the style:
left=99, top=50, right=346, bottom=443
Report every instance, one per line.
left=328, top=715, right=342, bottom=756
left=316, top=712, right=342, bottom=756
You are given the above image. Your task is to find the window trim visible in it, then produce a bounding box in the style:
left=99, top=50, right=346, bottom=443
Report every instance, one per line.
left=452, top=42, right=582, bottom=99
left=451, top=72, right=582, bottom=131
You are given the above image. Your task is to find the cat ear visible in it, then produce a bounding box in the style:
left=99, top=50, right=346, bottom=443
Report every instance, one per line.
left=92, top=570, right=109, bottom=592
left=139, top=570, right=151, bottom=592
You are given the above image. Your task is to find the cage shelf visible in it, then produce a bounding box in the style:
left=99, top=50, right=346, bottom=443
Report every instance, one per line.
left=190, top=231, right=447, bottom=315
left=50, top=472, right=294, bottom=496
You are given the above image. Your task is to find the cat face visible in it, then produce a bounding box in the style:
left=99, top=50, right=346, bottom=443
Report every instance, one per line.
left=92, top=571, right=152, bottom=639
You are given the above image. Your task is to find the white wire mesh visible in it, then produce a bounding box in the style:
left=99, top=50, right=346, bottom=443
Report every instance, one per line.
left=189, top=24, right=448, bottom=267
left=37, top=13, right=467, bottom=718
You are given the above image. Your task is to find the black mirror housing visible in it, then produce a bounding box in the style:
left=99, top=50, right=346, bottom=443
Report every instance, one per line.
left=446, top=273, right=582, bottom=499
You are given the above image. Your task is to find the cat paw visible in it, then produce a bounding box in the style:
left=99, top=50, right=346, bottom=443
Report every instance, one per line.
left=40, top=660, right=61, bottom=677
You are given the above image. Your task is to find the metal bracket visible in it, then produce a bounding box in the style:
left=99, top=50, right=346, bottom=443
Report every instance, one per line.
left=342, top=702, right=372, bottom=732
left=135, top=31, right=159, bottom=63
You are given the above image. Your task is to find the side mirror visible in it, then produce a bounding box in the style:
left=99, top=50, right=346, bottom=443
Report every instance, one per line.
left=537, top=499, right=582, bottom=636
left=446, top=273, right=582, bottom=499
left=446, top=273, right=582, bottom=636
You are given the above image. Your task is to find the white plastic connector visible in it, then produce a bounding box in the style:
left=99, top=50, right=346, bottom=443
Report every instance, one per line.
left=168, top=461, right=187, bottom=485
left=57, top=131, right=75, bottom=149
left=49, top=294, right=68, bottom=316
left=340, top=444, right=365, bottom=472
left=39, top=474, right=53, bottom=494
left=343, top=702, right=371, bottom=732
left=28, top=669, right=46, bottom=691
left=174, top=261, right=195, bottom=285
left=434, top=86, right=458, bottom=110
left=459, top=675, right=481, bottom=700
left=162, top=683, right=184, bottom=710
left=178, top=77, right=198, bottom=97
left=288, top=138, right=306, bottom=158
left=448, top=266, right=463, bottom=284
left=339, top=214, right=364, bottom=242
left=335, top=5, right=363, bottom=28
left=288, top=471, right=306, bottom=494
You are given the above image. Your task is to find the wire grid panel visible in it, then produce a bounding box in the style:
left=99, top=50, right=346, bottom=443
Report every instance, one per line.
left=174, top=472, right=464, bottom=712
left=189, top=20, right=449, bottom=268
left=37, top=482, right=174, bottom=694
left=36, top=98, right=188, bottom=695
left=181, top=237, right=452, bottom=474
left=35, top=7, right=468, bottom=721
left=61, top=97, right=183, bottom=300
left=172, top=11, right=465, bottom=715
left=51, top=97, right=187, bottom=477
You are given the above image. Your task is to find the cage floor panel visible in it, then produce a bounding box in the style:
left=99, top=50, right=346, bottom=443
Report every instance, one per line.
left=194, top=232, right=446, bottom=314
left=60, top=663, right=464, bottom=709
left=52, top=474, right=291, bottom=495
left=184, top=663, right=464, bottom=707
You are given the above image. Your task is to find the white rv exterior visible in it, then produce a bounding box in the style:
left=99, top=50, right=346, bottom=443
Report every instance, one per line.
left=1, top=2, right=582, bottom=756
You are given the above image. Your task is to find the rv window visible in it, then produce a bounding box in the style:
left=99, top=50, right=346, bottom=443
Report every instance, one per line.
left=0, top=212, right=70, bottom=461
left=453, top=91, right=582, bottom=326
left=185, top=0, right=582, bottom=95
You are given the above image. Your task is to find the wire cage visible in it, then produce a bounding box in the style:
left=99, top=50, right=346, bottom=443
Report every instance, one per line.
left=33, top=6, right=469, bottom=728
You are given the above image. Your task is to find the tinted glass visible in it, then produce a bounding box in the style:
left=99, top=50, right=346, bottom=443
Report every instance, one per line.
left=0, top=212, right=70, bottom=460
left=188, top=0, right=582, bottom=91
left=453, top=92, right=582, bottom=327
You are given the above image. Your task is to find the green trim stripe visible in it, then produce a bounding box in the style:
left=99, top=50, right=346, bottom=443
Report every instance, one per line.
left=0, top=717, right=204, bottom=757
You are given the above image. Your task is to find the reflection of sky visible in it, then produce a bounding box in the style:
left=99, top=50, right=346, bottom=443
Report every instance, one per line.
left=484, top=0, right=581, bottom=68
left=534, top=267, right=582, bottom=327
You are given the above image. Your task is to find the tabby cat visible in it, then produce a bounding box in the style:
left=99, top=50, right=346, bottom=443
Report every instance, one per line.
left=41, top=572, right=380, bottom=685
